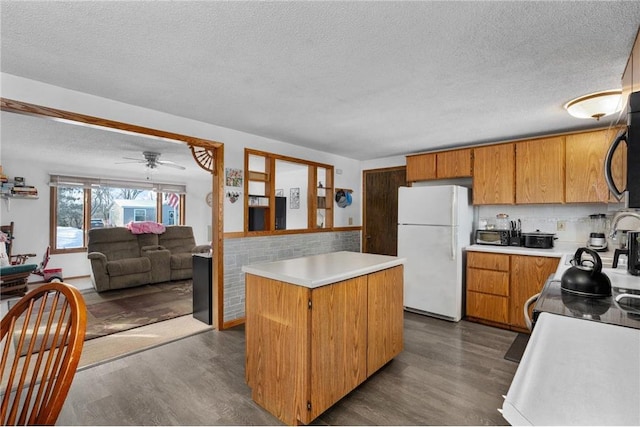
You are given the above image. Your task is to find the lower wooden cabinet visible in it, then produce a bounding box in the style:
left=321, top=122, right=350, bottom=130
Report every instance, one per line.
left=466, top=251, right=558, bottom=332
left=245, top=265, right=404, bottom=425
left=509, top=255, right=559, bottom=330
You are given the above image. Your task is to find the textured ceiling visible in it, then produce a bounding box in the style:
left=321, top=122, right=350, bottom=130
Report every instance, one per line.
left=2, top=1, right=640, bottom=162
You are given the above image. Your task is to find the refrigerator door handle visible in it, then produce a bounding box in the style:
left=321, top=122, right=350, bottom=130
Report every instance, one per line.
left=451, top=227, right=456, bottom=260
left=450, top=187, right=456, bottom=260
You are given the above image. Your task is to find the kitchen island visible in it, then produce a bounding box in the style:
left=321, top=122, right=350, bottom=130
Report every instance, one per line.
left=243, top=251, right=405, bottom=425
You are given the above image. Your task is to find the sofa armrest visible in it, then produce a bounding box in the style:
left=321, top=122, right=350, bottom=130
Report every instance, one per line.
left=87, top=252, right=110, bottom=292
left=192, top=244, right=211, bottom=254
left=87, top=252, right=107, bottom=263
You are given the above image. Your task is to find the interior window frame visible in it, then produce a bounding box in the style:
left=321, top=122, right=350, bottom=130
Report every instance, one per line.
left=244, top=148, right=334, bottom=235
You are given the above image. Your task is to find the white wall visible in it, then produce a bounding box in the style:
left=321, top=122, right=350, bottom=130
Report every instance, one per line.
left=276, top=167, right=309, bottom=229
left=1, top=73, right=362, bottom=279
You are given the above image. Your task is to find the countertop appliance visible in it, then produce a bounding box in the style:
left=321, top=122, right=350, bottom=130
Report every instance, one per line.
left=475, top=229, right=510, bottom=246
left=502, top=263, right=640, bottom=426
left=628, top=230, right=640, bottom=276
left=605, top=90, right=640, bottom=208
left=586, top=213, right=608, bottom=251
left=535, top=270, right=640, bottom=329
left=522, top=232, right=555, bottom=249
left=560, top=248, right=612, bottom=297
left=397, top=185, right=472, bottom=322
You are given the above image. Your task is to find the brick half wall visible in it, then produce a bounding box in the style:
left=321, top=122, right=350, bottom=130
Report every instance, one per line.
left=223, top=230, right=361, bottom=322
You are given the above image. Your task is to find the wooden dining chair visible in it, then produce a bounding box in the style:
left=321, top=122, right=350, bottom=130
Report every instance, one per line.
left=0, top=282, right=86, bottom=425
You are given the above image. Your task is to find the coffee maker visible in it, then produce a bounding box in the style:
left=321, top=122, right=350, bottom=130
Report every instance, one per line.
left=628, top=231, right=640, bottom=276
left=587, top=214, right=609, bottom=252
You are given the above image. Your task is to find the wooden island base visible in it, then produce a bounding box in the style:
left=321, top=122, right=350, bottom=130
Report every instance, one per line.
left=243, top=252, right=404, bottom=425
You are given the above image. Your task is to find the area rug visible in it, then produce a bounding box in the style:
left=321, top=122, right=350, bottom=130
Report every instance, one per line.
left=504, top=333, right=530, bottom=363
left=81, top=280, right=193, bottom=340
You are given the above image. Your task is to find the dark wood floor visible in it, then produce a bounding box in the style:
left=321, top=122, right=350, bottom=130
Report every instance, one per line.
left=56, top=312, right=519, bottom=426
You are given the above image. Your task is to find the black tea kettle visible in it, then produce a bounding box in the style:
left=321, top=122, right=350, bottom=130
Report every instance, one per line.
left=561, top=247, right=612, bottom=297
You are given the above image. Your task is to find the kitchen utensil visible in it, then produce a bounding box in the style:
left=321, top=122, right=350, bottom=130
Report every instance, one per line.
left=561, top=247, right=612, bottom=297
left=628, top=231, right=640, bottom=276
left=522, top=232, right=556, bottom=249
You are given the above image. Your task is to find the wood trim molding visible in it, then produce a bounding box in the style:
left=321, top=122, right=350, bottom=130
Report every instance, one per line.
left=223, top=317, right=245, bottom=329
left=332, top=226, right=362, bottom=232
left=0, top=98, right=222, bottom=148
left=2, top=97, right=228, bottom=332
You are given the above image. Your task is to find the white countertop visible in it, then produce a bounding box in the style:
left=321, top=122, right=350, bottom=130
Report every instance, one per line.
left=241, top=251, right=405, bottom=288
left=466, top=242, right=579, bottom=258
left=502, top=312, right=640, bottom=426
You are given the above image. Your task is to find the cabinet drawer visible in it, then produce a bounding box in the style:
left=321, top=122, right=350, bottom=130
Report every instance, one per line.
left=467, top=268, right=509, bottom=296
left=467, top=252, right=509, bottom=271
left=466, top=291, right=508, bottom=324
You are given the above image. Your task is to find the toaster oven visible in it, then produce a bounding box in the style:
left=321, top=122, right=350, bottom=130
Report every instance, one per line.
left=475, top=229, right=511, bottom=246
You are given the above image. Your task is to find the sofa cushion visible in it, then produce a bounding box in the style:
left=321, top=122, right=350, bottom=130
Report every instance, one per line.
left=88, top=228, right=142, bottom=260
left=170, top=253, right=192, bottom=270
left=107, top=257, right=151, bottom=277
left=158, top=226, right=197, bottom=254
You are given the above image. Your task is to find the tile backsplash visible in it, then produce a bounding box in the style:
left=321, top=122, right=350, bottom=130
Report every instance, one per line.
left=477, top=203, right=626, bottom=245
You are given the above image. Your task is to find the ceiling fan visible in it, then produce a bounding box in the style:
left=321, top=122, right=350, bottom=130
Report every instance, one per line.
left=118, top=151, right=186, bottom=170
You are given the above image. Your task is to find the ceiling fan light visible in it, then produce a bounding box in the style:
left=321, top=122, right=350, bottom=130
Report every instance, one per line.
left=564, top=90, right=622, bottom=120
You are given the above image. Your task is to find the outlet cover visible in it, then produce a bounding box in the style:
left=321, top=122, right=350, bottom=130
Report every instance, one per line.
left=557, top=220, right=567, bottom=231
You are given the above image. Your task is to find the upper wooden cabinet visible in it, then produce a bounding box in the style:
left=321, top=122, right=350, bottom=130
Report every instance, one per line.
left=566, top=129, right=613, bottom=203
left=515, top=136, right=565, bottom=204
left=472, top=143, right=515, bottom=205
left=436, top=149, right=473, bottom=179
left=406, top=148, right=472, bottom=182
left=406, top=152, right=436, bottom=181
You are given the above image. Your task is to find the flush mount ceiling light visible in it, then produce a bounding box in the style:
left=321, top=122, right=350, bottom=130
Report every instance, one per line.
left=564, top=90, right=623, bottom=120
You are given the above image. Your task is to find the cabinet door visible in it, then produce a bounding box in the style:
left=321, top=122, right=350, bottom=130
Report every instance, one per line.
left=309, top=276, right=367, bottom=421
left=566, top=130, right=612, bottom=203
left=515, top=137, right=565, bottom=204
left=509, top=255, right=558, bottom=331
left=406, top=153, right=436, bottom=182
left=437, top=148, right=472, bottom=178
left=367, top=266, right=404, bottom=377
left=472, top=143, right=515, bottom=205
left=245, top=274, right=310, bottom=425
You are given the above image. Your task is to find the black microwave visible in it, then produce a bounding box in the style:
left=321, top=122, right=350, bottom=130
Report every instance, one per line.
left=605, top=91, right=640, bottom=208
left=475, top=230, right=511, bottom=246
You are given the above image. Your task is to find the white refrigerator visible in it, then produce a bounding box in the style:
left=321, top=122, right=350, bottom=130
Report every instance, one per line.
left=397, top=185, right=473, bottom=322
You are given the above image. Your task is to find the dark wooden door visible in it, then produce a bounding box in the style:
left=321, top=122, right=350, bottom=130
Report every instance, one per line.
left=363, top=167, right=406, bottom=255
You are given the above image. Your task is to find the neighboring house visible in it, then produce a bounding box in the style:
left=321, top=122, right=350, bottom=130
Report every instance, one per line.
left=110, top=199, right=157, bottom=226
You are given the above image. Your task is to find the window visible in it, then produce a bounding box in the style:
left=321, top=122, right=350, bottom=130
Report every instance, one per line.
left=133, top=209, right=147, bottom=222
left=49, top=175, right=186, bottom=253
left=244, top=149, right=333, bottom=234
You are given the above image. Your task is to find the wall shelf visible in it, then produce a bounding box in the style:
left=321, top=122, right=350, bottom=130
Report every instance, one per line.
left=1, top=194, right=39, bottom=199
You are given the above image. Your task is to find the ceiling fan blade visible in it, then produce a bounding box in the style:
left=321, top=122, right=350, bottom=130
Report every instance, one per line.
left=115, top=159, right=146, bottom=164
left=157, top=160, right=186, bottom=170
